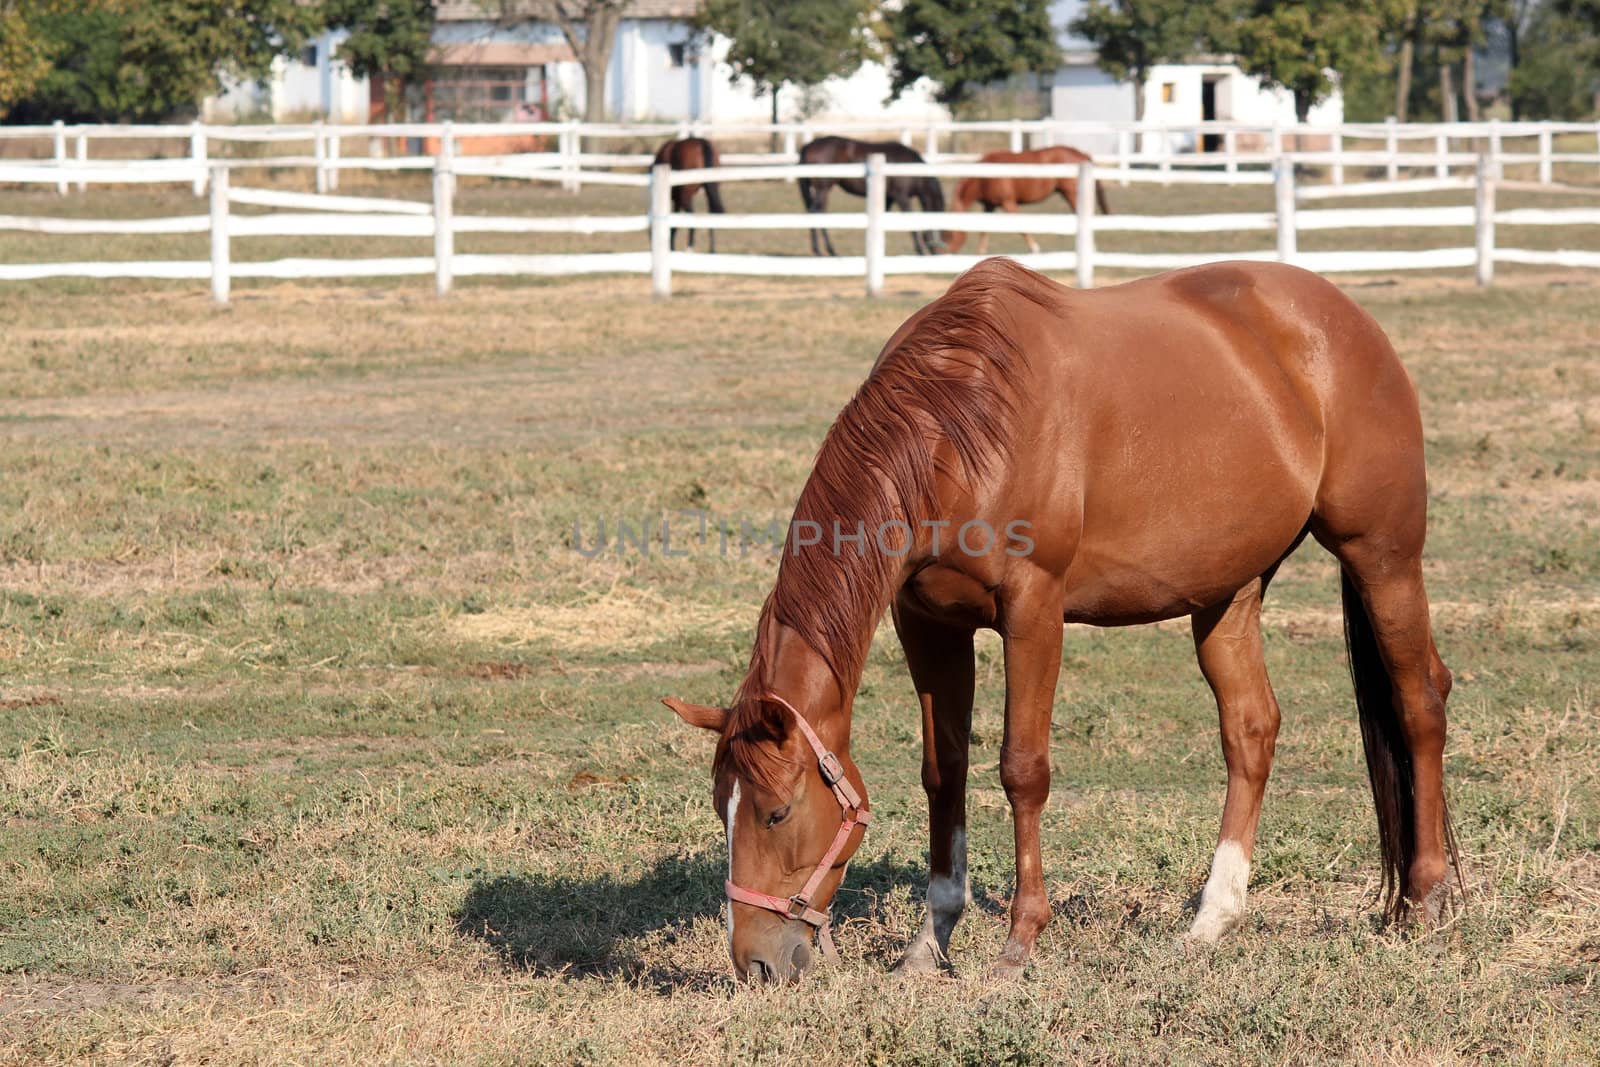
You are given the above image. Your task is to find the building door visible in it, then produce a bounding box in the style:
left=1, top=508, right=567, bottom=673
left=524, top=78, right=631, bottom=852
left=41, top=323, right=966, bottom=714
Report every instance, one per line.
left=1201, top=76, right=1222, bottom=152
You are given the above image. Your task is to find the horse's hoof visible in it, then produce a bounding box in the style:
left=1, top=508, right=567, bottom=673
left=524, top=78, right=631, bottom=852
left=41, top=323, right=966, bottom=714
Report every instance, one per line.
left=987, top=956, right=1027, bottom=981
left=892, top=948, right=944, bottom=977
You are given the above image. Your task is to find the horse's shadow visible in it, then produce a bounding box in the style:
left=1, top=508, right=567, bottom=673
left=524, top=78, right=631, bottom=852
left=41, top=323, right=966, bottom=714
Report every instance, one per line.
left=453, top=851, right=934, bottom=989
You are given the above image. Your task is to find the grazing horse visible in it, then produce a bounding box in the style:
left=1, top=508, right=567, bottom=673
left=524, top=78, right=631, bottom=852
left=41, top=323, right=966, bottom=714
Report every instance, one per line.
left=653, top=137, right=726, bottom=252
left=797, top=136, right=946, bottom=256
left=944, top=146, right=1112, bottom=255
left=667, top=258, right=1459, bottom=983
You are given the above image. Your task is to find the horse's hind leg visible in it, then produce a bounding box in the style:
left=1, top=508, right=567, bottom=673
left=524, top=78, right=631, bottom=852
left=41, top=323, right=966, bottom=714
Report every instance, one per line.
left=1186, top=577, right=1282, bottom=943
left=704, top=183, right=724, bottom=253
left=891, top=600, right=975, bottom=975
left=1325, top=533, right=1455, bottom=922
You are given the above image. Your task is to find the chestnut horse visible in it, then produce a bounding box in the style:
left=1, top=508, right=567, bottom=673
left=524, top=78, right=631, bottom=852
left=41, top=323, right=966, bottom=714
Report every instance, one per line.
left=798, top=136, right=946, bottom=256
left=667, top=258, right=1460, bottom=983
left=944, top=146, right=1112, bottom=255
left=653, top=137, right=726, bottom=252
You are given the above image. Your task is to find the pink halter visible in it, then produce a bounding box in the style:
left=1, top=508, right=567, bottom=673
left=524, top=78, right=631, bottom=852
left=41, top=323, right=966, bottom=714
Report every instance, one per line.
left=724, top=693, right=871, bottom=959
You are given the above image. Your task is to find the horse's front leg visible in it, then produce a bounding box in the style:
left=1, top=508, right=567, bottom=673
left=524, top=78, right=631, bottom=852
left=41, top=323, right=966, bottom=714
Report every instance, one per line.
left=1186, top=579, right=1281, bottom=943
left=994, top=587, right=1065, bottom=978
left=891, top=600, right=975, bottom=975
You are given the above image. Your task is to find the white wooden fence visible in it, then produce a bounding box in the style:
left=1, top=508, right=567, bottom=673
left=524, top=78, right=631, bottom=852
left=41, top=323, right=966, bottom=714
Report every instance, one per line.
left=5, top=118, right=1600, bottom=196
left=2, top=151, right=1600, bottom=302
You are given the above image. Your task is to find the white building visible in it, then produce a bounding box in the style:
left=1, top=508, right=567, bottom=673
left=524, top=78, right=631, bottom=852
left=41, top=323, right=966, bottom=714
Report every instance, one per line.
left=208, top=1, right=946, bottom=126
left=1048, top=0, right=1343, bottom=155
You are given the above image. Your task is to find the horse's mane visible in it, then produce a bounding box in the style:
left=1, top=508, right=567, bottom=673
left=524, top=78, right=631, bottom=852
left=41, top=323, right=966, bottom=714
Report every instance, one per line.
left=718, top=260, right=1059, bottom=793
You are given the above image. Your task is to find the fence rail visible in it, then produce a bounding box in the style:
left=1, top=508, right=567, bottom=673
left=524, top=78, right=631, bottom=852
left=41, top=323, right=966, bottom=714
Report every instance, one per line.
left=2, top=150, right=1599, bottom=299
left=4, top=118, right=1600, bottom=196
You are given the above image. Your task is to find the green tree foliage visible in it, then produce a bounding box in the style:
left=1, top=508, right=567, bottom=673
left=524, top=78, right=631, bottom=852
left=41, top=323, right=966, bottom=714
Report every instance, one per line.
left=4, top=0, right=314, bottom=123
left=695, top=0, right=877, bottom=125
left=884, top=0, right=1061, bottom=115
left=1069, top=0, right=1206, bottom=120
left=1512, top=1, right=1600, bottom=116
left=0, top=0, right=113, bottom=118
left=323, top=0, right=437, bottom=121
left=325, top=0, right=436, bottom=84
left=1210, top=1, right=1397, bottom=122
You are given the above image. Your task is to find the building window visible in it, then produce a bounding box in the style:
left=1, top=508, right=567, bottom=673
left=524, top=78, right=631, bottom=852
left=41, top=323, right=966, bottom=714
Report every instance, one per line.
left=668, top=42, right=687, bottom=68
left=1161, top=82, right=1176, bottom=104
left=430, top=65, right=547, bottom=122
left=301, top=44, right=319, bottom=67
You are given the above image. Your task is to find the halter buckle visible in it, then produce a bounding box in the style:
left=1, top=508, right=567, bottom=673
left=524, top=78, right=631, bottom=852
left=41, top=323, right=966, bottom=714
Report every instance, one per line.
left=818, top=751, right=846, bottom=786
left=786, top=895, right=814, bottom=922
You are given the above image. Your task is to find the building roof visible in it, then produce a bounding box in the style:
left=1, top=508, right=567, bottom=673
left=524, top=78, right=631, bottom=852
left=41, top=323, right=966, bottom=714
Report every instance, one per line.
left=437, top=1, right=699, bottom=19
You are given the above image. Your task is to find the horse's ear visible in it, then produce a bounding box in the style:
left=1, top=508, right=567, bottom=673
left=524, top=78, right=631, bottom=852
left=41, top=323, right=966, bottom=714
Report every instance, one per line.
left=662, top=697, right=728, bottom=733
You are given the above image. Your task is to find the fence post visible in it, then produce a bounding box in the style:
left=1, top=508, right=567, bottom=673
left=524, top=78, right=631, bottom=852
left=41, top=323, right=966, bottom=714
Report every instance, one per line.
left=74, top=133, right=87, bottom=194
left=1385, top=116, right=1399, bottom=181
left=209, top=164, right=230, bottom=307
left=783, top=127, right=797, bottom=160
left=1009, top=119, right=1023, bottom=153
left=1117, top=128, right=1131, bottom=186
left=1224, top=128, right=1238, bottom=174
left=650, top=163, right=672, bottom=299
left=314, top=120, right=328, bottom=194
left=924, top=125, right=938, bottom=161
left=190, top=121, right=207, bottom=196
left=1274, top=158, right=1296, bottom=263
left=1538, top=125, right=1553, bottom=185
left=1075, top=160, right=1095, bottom=290
left=1435, top=131, right=1448, bottom=179
left=565, top=120, right=581, bottom=193
left=52, top=121, right=66, bottom=196
left=1330, top=128, right=1343, bottom=184
left=433, top=152, right=454, bottom=297
left=1488, top=119, right=1502, bottom=179
left=328, top=128, right=341, bottom=191
left=865, top=154, right=886, bottom=298
left=1475, top=154, right=1495, bottom=288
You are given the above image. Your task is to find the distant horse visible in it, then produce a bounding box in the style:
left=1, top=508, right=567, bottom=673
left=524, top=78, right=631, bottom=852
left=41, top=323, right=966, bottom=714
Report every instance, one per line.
left=943, top=146, right=1112, bottom=255
left=668, top=259, right=1459, bottom=983
left=797, top=137, right=946, bottom=256
left=653, top=137, right=726, bottom=252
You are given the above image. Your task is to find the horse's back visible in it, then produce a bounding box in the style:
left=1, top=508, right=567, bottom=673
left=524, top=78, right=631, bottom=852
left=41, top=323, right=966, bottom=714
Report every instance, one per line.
left=940, top=260, right=1408, bottom=620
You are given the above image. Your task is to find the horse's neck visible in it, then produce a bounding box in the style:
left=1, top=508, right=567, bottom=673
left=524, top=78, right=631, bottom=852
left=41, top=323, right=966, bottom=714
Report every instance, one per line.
left=746, top=617, right=862, bottom=752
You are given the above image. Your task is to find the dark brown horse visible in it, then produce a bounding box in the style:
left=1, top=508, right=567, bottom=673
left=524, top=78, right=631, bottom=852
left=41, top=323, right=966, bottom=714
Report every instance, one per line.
left=944, top=146, right=1112, bottom=255
left=797, top=136, right=945, bottom=256
left=667, top=259, right=1459, bottom=983
left=654, top=137, right=726, bottom=252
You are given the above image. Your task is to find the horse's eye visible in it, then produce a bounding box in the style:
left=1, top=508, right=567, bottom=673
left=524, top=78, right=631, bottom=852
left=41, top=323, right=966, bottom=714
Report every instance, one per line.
left=765, top=805, right=790, bottom=829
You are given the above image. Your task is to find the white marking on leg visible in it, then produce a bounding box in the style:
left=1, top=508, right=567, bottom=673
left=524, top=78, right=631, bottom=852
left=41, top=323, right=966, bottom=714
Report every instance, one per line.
left=902, top=827, right=971, bottom=967
left=1187, top=839, right=1250, bottom=943
left=726, top=780, right=740, bottom=955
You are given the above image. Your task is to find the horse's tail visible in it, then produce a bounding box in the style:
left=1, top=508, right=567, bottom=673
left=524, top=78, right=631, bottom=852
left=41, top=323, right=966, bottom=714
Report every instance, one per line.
left=1342, top=569, right=1461, bottom=921
left=1096, top=181, right=1111, bottom=216
left=798, top=176, right=816, bottom=211
left=705, top=179, right=725, bottom=214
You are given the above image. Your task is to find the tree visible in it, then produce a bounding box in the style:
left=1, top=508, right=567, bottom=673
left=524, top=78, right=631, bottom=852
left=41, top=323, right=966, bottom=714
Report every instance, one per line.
left=1511, top=1, right=1600, bottom=117
left=884, top=0, right=1061, bottom=116
left=3, top=0, right=313, bottom=123
left=1210, top=1, right=1394, bottom=123
left=523, top=1, right=626, bottom=125
left=0, top=0, right=117, bottom=118
left=695, top=0, right=877, bottom=134
left=1070, top=0, right=1207, bottom=121
left=324, top=0, right=438, bottom=122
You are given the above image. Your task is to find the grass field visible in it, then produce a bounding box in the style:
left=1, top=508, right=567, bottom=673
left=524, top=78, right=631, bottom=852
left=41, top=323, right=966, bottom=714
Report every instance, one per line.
left=1, top=190, right=1598, bottom=1063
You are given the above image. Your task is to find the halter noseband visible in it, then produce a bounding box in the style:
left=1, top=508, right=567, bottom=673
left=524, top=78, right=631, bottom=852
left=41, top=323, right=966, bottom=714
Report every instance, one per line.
left=724, top=694, right=871, bottom=960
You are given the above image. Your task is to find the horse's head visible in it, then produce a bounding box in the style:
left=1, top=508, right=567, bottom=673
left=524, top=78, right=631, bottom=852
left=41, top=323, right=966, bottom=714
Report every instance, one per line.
left=664, top=693, right=869, bottom=983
